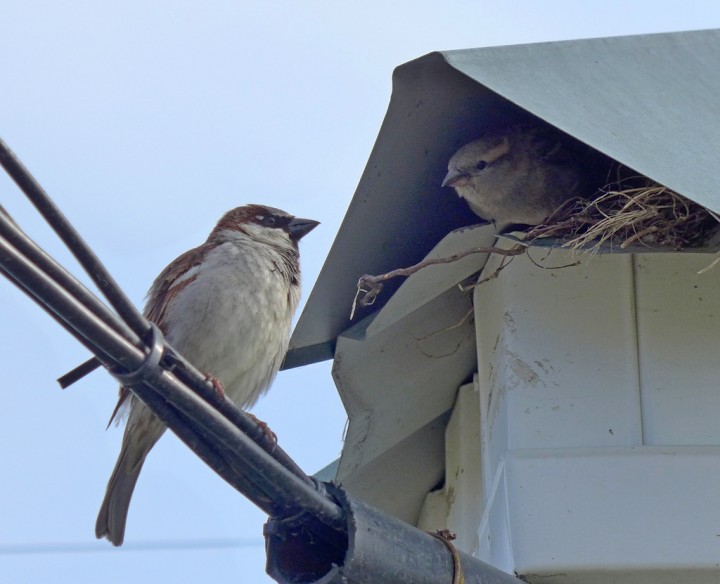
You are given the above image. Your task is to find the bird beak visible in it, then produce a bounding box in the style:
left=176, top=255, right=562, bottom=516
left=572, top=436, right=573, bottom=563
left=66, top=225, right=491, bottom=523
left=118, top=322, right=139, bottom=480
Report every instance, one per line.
left=441, top=170, right=469, bottom=188
left=287, top=217, right=320, bottom=240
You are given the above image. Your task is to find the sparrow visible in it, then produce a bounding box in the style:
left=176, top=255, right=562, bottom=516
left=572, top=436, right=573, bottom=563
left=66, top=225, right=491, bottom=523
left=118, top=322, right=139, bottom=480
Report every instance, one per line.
left=95, top=204, right=318, bottom=546
left=442, top=125, right=599, bottom=231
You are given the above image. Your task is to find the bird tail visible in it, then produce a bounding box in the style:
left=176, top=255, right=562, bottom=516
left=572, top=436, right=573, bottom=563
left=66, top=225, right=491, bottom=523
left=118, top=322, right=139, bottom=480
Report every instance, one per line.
left=95, top=434, right=151, bottom=546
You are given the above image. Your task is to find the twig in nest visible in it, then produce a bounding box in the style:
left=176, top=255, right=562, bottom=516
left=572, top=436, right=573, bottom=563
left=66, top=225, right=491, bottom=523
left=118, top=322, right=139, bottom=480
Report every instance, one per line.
left=351, top=244, right=526, bottom=318
left=350, top=178, right=720, bottom=319
left=698, top=254, right=720, bottom=275
left=525, top=247, right=581, bottom=271
left=459, top=249, right=519, bottom=292
left=415, top=306, right=474, bottom=343
left=525, top=182, right=720, bottom=254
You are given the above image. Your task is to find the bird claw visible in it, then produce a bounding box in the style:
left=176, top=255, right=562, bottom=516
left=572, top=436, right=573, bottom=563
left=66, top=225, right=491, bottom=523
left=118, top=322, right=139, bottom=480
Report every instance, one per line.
left=246, top=413, right=278, bottom=446
left=202, top=374, right=276, bottom=446
left=205, top=374, right=225, bottom=398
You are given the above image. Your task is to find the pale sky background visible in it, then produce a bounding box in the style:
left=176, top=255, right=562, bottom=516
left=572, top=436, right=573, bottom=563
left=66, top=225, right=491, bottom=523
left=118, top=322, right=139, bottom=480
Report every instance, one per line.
left=1, top=2, right=719, bottom=583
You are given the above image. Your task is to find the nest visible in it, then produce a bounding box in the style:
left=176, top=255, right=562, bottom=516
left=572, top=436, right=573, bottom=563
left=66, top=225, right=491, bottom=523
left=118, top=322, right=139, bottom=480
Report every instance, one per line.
left=352, top=176, right=720, bottom=317
left=525, top=179, right=720, bottom=253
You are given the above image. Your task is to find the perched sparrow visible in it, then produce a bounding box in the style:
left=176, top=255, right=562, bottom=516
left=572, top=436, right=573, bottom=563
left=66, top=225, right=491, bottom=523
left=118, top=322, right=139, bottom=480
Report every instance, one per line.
left=442, top=125, right=599, bottom=231
left=95, top=204, right=318, bottom=546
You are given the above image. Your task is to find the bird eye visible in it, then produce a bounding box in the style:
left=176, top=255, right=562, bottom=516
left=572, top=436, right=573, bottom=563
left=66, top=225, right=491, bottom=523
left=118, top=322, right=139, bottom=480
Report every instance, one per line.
left=258, top=215, right=278, bottom=227
left=476, top=160, right=488, bottom=171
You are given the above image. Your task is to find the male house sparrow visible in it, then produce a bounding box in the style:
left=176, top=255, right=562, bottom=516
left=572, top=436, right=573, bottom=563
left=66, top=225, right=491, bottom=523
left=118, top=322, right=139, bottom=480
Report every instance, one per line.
left=95, top=204, right=318, bottom=546
left=442, top=125, right=600, bottom=231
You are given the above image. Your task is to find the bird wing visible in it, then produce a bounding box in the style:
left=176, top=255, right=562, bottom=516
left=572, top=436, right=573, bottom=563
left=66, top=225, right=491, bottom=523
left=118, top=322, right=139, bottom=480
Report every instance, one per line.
left=529, top=125, right=596, bottom=168
left=107, top=243, right=211, bottom=427
left=143, top=244, right=210, bottom=327
left=528, top=127, right=569, bottom=162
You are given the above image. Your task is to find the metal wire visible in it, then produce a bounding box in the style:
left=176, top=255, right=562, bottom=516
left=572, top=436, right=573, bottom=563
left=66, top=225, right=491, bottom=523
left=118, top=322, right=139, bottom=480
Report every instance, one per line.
left=0, top=138, right=150, bottom=337
left=0, top=210, right=138, bottom=369
left=0, top=138, right=345, bottom=542
left=0, top=139, right=315, bottom=486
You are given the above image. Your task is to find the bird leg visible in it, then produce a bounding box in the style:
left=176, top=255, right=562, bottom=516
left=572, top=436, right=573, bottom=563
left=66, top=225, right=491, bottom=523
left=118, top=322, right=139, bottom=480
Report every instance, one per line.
left=202, top=374, right=276, bottom=445
left=205, top=373, right=226, bottom=398
left=246, top=413, right=278, bottom=448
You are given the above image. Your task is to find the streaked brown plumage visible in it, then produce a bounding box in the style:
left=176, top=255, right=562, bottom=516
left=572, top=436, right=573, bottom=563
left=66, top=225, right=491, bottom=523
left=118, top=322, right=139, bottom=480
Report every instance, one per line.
left=96, top=204, right=318, bottom=546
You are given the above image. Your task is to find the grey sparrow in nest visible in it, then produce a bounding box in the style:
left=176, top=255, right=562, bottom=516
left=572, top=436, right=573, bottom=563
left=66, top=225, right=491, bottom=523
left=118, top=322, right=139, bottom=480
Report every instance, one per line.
left=443, top=125, right=601, bottom=231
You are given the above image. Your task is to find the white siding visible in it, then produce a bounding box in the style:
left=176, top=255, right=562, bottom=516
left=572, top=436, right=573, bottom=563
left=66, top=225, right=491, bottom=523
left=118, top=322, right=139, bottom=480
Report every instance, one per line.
left=425, top=244, right=720, bottom=581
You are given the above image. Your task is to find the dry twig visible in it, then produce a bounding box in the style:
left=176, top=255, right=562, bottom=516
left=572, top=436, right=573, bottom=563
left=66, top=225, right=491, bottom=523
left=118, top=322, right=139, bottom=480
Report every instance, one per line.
left=351, top=245, right=526, bottom=318
left=525, top=181, right=720, bottom=253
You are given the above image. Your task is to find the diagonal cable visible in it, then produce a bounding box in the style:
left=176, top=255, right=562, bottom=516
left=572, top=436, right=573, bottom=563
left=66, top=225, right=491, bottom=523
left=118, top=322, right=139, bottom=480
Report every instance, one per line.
left=0, top=138, right=345, bottom=544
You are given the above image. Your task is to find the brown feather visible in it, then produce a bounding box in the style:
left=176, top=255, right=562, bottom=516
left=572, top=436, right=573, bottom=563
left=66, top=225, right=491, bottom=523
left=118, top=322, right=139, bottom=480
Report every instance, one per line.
left=106, top=244, right=210, bottom=427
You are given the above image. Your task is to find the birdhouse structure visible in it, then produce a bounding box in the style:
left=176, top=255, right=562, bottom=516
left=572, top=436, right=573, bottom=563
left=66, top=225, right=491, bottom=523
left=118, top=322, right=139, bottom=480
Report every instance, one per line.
left=287, top=30, right=720, bottom=583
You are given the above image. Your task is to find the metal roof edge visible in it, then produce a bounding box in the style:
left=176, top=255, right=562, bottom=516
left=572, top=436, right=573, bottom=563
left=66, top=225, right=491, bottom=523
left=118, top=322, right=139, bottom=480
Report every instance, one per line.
left=439, top=29, right=720, bottom=213
left=288, top=29, right=720, bottom=369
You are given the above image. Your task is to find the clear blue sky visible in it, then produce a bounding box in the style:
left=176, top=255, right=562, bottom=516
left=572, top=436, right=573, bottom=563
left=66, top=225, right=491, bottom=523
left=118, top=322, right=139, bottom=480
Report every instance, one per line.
left=2, top=2, right=719, bottom=582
